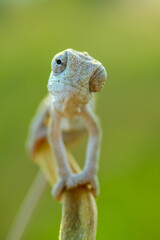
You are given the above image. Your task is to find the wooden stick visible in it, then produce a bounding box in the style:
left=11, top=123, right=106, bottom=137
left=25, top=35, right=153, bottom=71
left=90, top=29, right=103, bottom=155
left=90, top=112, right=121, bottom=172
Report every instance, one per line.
left=60, top=187, right=97, bottom=240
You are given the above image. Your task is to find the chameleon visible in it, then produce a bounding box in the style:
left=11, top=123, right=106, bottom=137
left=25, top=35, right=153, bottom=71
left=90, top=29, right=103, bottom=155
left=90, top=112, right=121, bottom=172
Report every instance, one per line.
left=27, top=49, right=107, bottom=200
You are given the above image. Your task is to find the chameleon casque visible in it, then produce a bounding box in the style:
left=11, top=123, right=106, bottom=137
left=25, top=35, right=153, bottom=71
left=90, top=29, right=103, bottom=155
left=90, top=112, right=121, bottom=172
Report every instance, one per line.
left=27, top=49, right=107, bottom=200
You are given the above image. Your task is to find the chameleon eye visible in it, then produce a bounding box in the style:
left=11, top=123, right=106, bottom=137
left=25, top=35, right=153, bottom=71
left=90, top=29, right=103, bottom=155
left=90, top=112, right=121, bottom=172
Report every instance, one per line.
left=51, top=51, right=67, bottom=75
left=56, top=59, right=61, bottom=65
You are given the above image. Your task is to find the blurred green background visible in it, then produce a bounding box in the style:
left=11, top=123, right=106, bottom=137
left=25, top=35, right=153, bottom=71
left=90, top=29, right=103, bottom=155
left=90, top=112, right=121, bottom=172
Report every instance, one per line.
left=1, top=0, right=160, bottom=239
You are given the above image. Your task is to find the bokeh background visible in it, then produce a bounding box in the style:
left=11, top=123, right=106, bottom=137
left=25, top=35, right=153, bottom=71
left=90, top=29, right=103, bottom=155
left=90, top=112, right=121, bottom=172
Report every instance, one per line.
left=1, top=0, right=160, bottom=239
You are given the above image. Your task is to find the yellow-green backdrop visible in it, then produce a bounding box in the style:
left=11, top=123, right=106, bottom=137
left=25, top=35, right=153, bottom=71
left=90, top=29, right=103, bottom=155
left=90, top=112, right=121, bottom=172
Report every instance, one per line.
left=1, top=0, right=160, bottom=239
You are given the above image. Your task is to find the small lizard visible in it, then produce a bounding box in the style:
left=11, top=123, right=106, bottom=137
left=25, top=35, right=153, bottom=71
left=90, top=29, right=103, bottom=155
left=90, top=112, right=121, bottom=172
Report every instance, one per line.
left=27, top=49, right=107, bottom=200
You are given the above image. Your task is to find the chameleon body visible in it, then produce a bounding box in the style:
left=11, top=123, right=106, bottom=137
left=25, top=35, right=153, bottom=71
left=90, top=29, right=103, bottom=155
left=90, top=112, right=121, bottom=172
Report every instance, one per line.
left=27, top=49, right=107, bottom=199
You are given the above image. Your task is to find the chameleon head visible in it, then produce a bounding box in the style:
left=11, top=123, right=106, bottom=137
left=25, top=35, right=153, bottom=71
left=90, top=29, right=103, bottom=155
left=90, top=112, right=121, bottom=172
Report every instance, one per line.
left=47, top=49, right=107, bottom=110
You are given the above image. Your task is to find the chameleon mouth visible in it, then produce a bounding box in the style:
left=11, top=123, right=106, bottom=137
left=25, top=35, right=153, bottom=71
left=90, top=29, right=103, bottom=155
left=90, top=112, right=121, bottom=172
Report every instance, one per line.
left=47, top=79, right=91, bottom=99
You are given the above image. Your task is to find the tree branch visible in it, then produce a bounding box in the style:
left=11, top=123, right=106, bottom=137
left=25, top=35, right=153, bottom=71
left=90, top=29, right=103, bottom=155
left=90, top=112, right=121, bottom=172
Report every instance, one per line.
left=60, top=187, right=97, bottom=240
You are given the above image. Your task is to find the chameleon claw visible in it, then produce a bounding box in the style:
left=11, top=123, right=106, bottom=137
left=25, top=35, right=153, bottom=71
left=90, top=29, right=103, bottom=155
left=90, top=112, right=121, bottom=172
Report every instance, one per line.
left=90, top=176, right=99, bottom=198
left=66, top=172, right=99, bottom=197
left=51, top=178, right=67, bottom=200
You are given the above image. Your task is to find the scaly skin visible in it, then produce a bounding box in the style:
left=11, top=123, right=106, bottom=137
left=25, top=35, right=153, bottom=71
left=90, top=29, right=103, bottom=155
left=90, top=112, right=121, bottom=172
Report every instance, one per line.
left=28, top=49, right=107, bottom=199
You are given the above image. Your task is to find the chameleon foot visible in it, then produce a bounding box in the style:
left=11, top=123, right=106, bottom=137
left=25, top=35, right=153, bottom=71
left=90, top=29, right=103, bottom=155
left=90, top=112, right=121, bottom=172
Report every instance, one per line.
left=66, top=172, right=99, bottom=197
left=51, top=177, right=68, bottom=200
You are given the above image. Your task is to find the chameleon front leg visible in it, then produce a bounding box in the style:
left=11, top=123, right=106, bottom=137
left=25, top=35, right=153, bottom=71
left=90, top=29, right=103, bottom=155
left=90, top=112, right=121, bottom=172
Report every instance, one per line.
left=67, top=106, right=101, bottom=197
left=48, top=106, right=73, bottom=199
